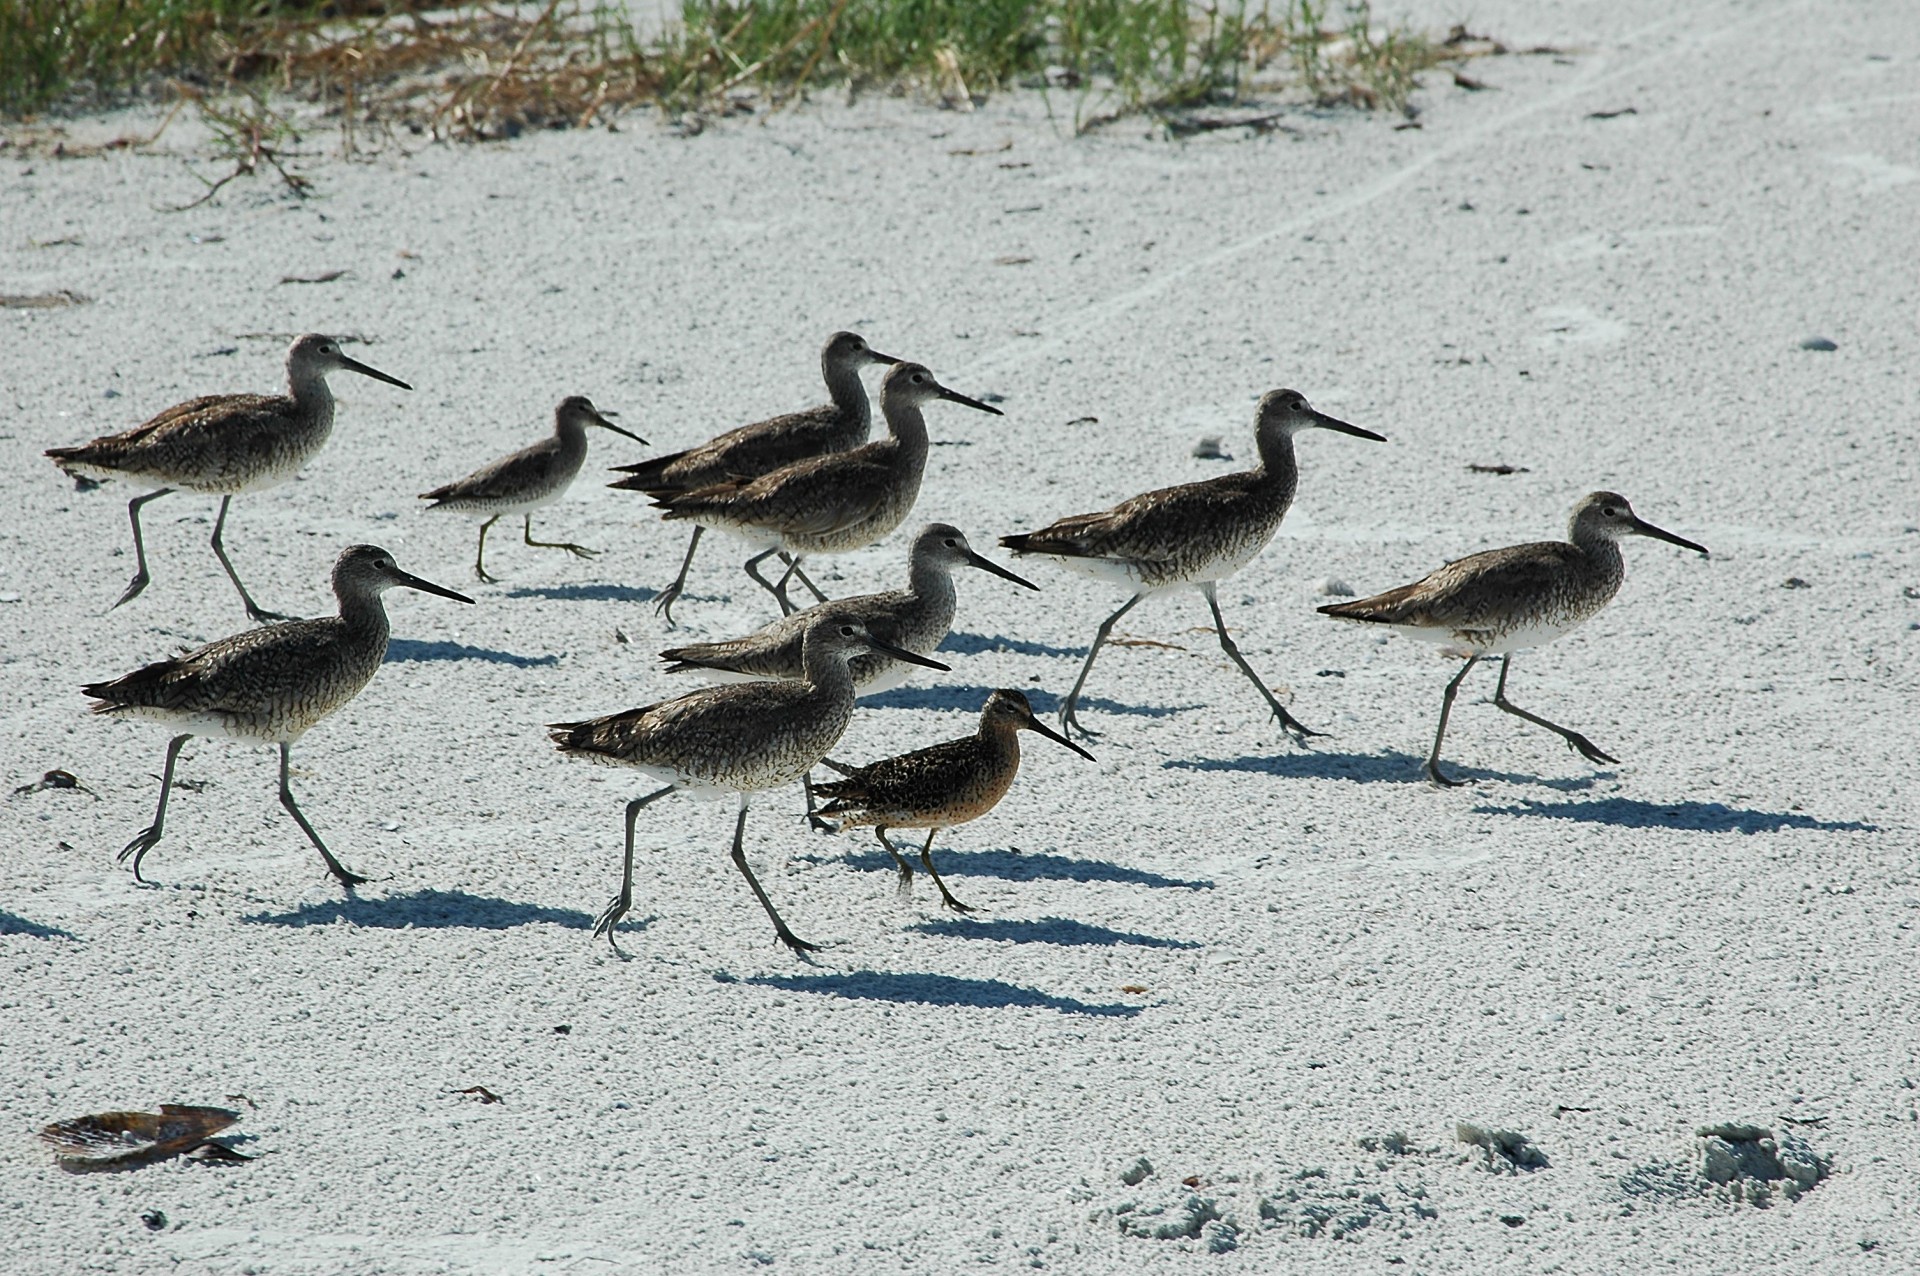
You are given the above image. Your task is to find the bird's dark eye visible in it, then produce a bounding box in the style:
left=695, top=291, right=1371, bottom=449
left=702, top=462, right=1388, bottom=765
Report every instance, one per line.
left=1603, top=507, right=1619, bottom=518
left=944, top=538, right=958, bottom=547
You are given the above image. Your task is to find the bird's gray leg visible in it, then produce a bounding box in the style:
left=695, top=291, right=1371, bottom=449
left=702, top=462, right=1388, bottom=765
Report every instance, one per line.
left=918, top=828, right=973, bottom=914
left=1059, top=594, right=1143, bottom=739
left=210, top=495, right=294, bottom=623
left=743, top=548, right=795, bottom=614
left=118, top=732, right=190, bottom=883
left=1491, top=654, right=1619, bottom=766
left=278, top=743, right=366, bottom=887
left=593, top=784, right=677, bottom=950
left=524, top=512, right=598, bottom=560
left=776, top=551, right=830, bottom=606
left=727, top=794, right=820, bottom=953
left=654, top=527, right=703, bottom=625
left=1203, top=582, right=1323, bottom=745
left=800, top=769, right=835, bottom=832
left=474, top=515, right=501, bottom=583
left=875, top=827, right=914, bottom=892
left=111, top=488, right=174, bottom=611
left=1427, top=655, right=1482, bottom=787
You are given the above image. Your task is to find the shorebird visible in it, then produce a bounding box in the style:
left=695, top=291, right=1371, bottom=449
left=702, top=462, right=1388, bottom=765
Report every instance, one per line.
left=419, top=395, right=644, bottom=582
left=658, top=523, right=1036, bottom=694
left=1319, top=491, right=1709, bottom=785
left=46, top=333, right=411, bottom=622
left=608, top=330, right=899, bottom=623
left=82, top=544, right=473, bottom=886
left=550, top=616, right=951, bottom=953
left=815, top=688, right=1093, bottom=913
left=651, top=362, right=1002, bottom=616
left=1001, top=388, right=1383, bottom=740
left=659, top=522, right=1038, bottom=828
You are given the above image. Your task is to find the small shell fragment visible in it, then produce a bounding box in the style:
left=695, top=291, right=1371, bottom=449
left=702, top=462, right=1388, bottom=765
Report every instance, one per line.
left=38, top=1104, right=239, bottom=1167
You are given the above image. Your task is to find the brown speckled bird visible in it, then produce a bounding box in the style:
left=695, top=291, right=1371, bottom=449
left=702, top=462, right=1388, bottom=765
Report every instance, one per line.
left=1002, top=388, right=1382, bottom=740
left=608, top=330, right=899, bottom=623
left=815, top=688, right=1095, bottom=913
left=1320, top=491, right=1709, bottom=785
left=47, top=333, right=412, bottom=622
left=82, top=544, right=473, bottom=885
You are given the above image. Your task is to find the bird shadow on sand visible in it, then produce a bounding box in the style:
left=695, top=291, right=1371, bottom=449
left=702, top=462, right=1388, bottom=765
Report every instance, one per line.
left=938, top=630, right=1086, bottom=660
left=1166, top=749, right=1600, bottom=791
left=862, top=683, right=1198, bottom=718
left=1471, top=797, right=1879, bottom=834
left=503, top=583, right=659, bottom=604
left=826, top=846, right=1212, bottom=891
left=241, top=888, right=595, bottom=930
left=910, top=916, right=1200, bottom=949
left=385, top=638, right=560, bottom=668
left=719, top=969, right=1142, bottom=1018
left=0, top=910, right=79, bottom=940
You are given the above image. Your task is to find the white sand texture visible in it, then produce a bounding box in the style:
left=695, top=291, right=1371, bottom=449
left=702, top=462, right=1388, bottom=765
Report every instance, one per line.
left=4, top=0, right=1917, bottom=1270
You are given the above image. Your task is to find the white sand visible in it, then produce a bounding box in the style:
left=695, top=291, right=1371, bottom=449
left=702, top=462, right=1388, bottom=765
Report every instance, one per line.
left=4, top=0, right=1917, bottom=1269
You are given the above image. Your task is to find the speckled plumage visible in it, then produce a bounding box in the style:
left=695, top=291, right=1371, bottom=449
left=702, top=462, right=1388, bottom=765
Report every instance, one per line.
left=814, top=689, right=1093, bottom=913
left=608, top=331, right=893, bottom=497
left=1319, top=491, right=1710, bottom=785
left=420, top=396, right=641, bottom=581
left=658, top=523, right=1036, bottom=695
left=83, top=544, right=473, bottom=884
left=650, top=363, right=1002, bottom=614
left=46, top=333, right=411, bottom=620
left=552, top=617, right=951, bottom=952
left=608, top=331, right=898, bottom=623
left=1001, top=388, right=1383, bottom=740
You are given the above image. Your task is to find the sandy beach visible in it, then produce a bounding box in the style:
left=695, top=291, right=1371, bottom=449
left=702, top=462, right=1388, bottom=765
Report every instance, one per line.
left=4, top=0, right=1917, bottom=1269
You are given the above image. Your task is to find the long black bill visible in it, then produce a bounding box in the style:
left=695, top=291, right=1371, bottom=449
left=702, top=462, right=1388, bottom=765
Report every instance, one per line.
left=1312, top=410, right=1386, bottom=442
left=1022, top=708, right=1096, bottom=760
left=868, top=637, right=950, bottom=672
left=936, top=385, right=1004, bottom=417
left=867, top=349, right=903, bottom=366
left=591, top=412, right=648, bottom=445
left=1630, top=517, right=1710, bottom=557
left=963, top=548, right=1039, bottom=591
left=394, top=568, right=476, bottom=604
left=340, top=355, right=413, bottom=391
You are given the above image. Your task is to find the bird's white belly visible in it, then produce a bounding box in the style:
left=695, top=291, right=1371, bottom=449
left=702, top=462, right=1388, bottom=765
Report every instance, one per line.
left=1396, top=613, right=1587, bottom=656
left=110, top=705, right=307, bottom=745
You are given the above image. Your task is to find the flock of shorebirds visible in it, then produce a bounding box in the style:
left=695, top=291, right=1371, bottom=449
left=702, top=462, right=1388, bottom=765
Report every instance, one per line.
left=47, top=330, right=1709, bottom=953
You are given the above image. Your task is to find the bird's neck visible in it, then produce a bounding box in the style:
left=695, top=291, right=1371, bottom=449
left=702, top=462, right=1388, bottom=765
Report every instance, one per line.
left=1569, top=524, right=1627, bottom=588
left=822, top=358, right=872, bottom=430
left=554, top=416, right=590, bottom=464
left=877, top=399, right=930, bottom=461
left=981, top=718, right=1022, bottom=765
left=287, top=364, right=336, bottom=415
left=335, top=587, right=392, bottom=642
left=907, top=556, right=957, bottom=611
left=801, top=647, right=858, bottom=700
left=1250, top=425, right=1300, bottom=505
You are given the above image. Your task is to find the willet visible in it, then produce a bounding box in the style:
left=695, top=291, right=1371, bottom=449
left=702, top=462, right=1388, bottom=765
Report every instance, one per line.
left=814, top=688, right=1094, bottom=913
left=660, top=522, right=1038, bottom=828
left=550, top=616, right=951, bottom=953
left=46, top=334, right=412, bottom=622
left=419, top=395, right=644, bottom=582
left=652, top=362, right=1002, bottom=616
left=1001, top=388, right=1383, bottom=739
left=82, top=544, right=473, bottom=886
left=608, top=331, right=899, bottom=623
left=1318, top=491, right=1709, bottom=785
left=658, top=523, right=1036, bottom=695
